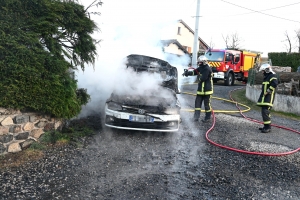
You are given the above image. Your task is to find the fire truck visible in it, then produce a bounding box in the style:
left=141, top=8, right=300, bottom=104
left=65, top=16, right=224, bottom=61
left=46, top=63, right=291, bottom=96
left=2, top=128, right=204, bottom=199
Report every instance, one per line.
left=204, top=48, right=261, bottom=86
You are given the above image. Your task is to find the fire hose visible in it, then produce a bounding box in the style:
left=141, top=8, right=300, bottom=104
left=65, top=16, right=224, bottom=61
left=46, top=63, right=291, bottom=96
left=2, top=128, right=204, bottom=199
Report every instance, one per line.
left=181, top=88, right=300, bottom=156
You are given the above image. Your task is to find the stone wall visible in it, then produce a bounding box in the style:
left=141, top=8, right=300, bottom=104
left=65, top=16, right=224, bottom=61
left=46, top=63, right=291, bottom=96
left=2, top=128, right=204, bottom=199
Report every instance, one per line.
left=246, top=84, right=300, bottom=115
left=0, top=108, right=62, bottom=155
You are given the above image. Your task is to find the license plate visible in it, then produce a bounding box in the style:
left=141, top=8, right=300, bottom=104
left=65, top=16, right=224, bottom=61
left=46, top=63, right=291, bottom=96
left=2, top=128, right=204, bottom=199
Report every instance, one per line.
left=129, top=115, right=154, bottom=123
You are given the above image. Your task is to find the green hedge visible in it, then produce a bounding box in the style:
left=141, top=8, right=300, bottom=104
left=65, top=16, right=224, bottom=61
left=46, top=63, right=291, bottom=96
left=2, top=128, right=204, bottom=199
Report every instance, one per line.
left=0, top=47, right=90, bottom=118
left=0, top=0, right=95, bottom=119
left=268, top=52, right=300, bottom=72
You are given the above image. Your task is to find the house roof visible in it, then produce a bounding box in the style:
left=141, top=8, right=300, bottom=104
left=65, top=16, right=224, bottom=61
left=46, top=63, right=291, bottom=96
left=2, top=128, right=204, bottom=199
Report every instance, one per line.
left=178, top=19, right=210, bottom=49
left=160, top=39, right=190, bottom=54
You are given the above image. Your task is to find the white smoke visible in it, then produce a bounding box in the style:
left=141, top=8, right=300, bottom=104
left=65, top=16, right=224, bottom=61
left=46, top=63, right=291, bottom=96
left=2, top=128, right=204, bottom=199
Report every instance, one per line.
left=76, top=0, right=191, bottom=118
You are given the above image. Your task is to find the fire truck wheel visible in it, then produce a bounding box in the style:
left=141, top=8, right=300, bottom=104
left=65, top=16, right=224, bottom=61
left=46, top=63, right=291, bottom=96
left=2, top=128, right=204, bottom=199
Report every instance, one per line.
left=224, top=73, right=234, bottom=86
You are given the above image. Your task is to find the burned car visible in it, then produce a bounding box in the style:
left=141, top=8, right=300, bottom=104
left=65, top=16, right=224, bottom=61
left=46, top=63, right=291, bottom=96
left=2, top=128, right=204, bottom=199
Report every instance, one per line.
left=104, top=54, right=181, bottom=132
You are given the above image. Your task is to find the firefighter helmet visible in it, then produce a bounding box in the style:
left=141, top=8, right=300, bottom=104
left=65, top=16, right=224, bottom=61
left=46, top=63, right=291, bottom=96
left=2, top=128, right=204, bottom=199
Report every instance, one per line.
left=259, top=63, right=274, bottom=73
left=197, top=55, right=208, bottom=64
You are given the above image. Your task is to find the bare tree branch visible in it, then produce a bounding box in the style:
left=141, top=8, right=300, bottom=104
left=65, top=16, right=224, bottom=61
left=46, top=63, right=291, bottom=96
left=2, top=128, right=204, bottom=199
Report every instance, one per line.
left=283, top=31, right=292, bottom=53
left=222, top=34, right=229, bottom=48
left=295, top=29, right=300, bottom=53
left=222, top=32, right=243, bottom=49
left=84, top=0, right=103, bottom=13
left=209, top=37, right=215, bottom=49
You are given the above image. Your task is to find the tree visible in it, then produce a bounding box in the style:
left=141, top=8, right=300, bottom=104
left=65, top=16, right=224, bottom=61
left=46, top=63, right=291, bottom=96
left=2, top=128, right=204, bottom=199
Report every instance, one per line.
left=222, top=32, right=243, bottom=49
left=295, top=29, right=300, bottom=53
left=208, top=38, right=215, bottom=49
left=0, top=0, right=102, bottom=118
left=283, top=31, right=292, bottom=53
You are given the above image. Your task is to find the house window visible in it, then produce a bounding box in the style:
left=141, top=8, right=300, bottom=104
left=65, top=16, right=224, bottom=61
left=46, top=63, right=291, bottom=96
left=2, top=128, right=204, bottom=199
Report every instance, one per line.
left=177, top=27, right=181, bottom=35
left=187, top=47, right=191, bottom=53
left=183, top=46, right=191, bottom=53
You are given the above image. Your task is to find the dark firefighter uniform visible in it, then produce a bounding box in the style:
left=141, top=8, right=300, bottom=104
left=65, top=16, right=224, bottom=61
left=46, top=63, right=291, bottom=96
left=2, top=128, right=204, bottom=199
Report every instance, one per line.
left=183, top=62, right=213, bottom=122
left=257, top=70, right=278, bottom=132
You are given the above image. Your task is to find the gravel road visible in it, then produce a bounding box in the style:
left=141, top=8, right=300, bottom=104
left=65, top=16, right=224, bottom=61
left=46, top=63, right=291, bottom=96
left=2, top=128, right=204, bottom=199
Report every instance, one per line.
left=0, top=82, right=299, bottom=200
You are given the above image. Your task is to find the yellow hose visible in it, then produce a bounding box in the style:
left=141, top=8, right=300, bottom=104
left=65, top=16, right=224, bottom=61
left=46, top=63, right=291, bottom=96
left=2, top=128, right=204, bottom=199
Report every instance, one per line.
left=180, top=91, right=251, bottom=113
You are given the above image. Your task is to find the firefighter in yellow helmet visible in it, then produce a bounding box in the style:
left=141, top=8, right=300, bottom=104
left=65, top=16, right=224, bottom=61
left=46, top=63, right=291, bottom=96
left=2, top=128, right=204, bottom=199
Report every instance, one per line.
left=183, top=55, right=213, bottom=122
left=257, top=63, right=278, bottom=133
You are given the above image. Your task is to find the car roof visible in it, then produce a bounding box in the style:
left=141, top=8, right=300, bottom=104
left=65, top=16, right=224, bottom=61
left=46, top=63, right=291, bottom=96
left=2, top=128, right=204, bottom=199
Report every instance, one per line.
left=126, top=54, right=171, bottom=68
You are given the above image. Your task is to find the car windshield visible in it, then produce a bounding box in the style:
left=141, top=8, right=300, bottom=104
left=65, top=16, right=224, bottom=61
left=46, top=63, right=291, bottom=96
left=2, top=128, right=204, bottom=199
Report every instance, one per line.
left=126, top=54, right=176, bottom=79
left=205, top=51, right=225, bottom=62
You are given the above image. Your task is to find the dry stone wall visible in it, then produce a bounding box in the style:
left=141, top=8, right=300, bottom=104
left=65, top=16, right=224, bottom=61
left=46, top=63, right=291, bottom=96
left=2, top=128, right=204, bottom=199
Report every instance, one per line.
left=0, top=107, right=62, bottom=155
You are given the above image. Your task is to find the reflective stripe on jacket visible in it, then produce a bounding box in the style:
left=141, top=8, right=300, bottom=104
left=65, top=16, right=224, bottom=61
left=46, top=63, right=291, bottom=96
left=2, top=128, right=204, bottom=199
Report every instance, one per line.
left=257, top=73, right=278, bottom=107
left=192, top=64, right=213, bottom=96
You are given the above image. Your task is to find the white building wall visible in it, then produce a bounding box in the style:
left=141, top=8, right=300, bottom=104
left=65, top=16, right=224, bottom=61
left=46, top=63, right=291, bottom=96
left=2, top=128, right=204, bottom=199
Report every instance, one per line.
left=164, top=43, right=185, bottom=56
left=161, top=21, right=203, bottom=55
left=175, top=23, right=195, bottom=53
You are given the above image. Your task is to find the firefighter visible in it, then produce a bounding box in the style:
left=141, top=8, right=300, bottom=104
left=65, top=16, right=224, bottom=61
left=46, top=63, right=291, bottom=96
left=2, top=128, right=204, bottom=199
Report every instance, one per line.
left=257, top=63, right=278, bottom=133
left=183, top=55, right=213, bottom=122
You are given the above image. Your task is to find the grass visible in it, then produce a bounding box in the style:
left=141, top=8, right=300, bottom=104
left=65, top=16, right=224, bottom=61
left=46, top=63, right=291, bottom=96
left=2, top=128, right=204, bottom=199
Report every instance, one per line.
left=0, top=122, right=95, bottom=171
left=230, top=88, right=300, bottom=121
left=230, top=88, right=260, bottom=111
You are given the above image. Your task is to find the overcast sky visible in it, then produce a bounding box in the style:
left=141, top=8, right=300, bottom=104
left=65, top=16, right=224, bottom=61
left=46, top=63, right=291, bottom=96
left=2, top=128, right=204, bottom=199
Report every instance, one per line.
left=83, top=0, right=300, bottom=56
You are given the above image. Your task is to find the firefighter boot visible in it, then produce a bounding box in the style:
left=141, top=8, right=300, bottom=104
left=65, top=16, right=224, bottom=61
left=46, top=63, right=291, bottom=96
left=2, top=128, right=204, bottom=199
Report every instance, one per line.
left=259, top=125, right=272, bottom=131
left=202, top=112, right=211, bottom=123
left=261, top=124, right=271, bottom=133
left=194, top=110, right=200, bottom=122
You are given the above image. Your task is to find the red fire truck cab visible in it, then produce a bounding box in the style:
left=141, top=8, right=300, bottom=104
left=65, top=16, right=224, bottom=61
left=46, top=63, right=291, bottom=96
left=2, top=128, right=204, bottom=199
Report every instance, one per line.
left=204, top=48, right=261, bottom=86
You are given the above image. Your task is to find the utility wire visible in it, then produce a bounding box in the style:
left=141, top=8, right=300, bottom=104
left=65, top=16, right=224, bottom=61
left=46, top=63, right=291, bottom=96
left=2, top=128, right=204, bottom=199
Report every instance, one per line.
left=222, top=1, right=300, bottom=17
left=220, top=0, right=300, bottom=23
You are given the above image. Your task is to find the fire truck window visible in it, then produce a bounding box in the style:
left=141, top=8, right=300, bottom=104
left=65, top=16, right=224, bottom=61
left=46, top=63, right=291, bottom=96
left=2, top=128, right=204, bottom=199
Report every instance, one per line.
left=234, top=57, right=240, bottom=63
left=225, top=54, right=231, bottom=62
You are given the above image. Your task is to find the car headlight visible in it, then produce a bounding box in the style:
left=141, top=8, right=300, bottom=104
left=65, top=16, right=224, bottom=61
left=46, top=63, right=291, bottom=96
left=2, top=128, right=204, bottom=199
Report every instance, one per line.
left=107, top=101, right=122, bottom=110
left=165, top=107, right=180, bottom=115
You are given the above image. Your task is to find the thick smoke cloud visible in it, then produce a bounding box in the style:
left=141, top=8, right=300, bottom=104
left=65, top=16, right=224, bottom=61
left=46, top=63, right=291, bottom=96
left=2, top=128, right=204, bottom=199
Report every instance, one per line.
left=76, top=0, right=191, bottom=118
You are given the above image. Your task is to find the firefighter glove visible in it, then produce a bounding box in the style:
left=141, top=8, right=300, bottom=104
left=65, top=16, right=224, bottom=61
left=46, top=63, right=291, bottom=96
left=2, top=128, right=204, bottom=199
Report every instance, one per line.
left=182, top=69, right=189, bottom=77
left=198, top=74, right=202, bottom=81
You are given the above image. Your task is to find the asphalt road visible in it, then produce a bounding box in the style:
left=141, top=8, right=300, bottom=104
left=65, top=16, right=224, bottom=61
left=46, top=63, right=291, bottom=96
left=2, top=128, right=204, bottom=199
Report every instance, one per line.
left=1, top=82, right=299, bottom=200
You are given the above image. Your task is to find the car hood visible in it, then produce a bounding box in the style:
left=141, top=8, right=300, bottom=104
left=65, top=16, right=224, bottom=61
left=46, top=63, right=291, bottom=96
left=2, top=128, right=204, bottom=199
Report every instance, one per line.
left=106, top=87, right=180, bottom=114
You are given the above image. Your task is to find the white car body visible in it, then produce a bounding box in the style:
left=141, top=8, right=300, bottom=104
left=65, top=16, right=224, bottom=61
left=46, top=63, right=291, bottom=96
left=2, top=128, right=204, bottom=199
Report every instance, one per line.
left=104, top=54, right=181, bottom=132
